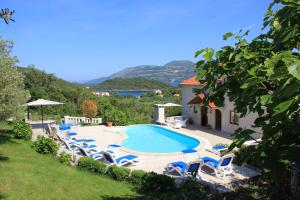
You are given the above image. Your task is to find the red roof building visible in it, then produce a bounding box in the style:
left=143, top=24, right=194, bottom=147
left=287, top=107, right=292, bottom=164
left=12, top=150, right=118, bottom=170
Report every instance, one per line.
left=187, top=93, right=219, bottom=109
left=180, top=76, right=205, bottom=86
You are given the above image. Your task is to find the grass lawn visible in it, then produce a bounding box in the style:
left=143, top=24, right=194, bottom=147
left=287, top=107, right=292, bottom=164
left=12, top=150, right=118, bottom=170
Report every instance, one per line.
left=0, top=135, right=139, bottom=200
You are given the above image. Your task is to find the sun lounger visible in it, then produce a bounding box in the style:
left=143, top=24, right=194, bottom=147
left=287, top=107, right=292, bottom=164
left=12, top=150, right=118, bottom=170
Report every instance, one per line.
left=165, top=161, right=201, bottom=177
left=102, top=151, right=140, bottom=166
left=76, top=145, right=103, bottom=160
left=59, top=123, right=72, bottom=130
left=206, top=145, right=228, bottom=156
left=199, top=153, right=234, bottom=178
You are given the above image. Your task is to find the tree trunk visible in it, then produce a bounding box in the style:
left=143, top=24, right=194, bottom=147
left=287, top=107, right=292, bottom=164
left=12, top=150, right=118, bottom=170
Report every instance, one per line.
left=291, top=164, right=300, bottom=199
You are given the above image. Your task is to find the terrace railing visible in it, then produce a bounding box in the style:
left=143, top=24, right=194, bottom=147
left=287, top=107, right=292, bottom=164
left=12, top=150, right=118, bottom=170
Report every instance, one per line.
left=64, top=116, right=102, bottom=125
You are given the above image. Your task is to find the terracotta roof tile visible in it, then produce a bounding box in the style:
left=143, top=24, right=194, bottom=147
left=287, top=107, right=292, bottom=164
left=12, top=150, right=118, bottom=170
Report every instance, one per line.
left=180, top=76, right=204, bottom=86
left=188, top=93, right=219, bottom=109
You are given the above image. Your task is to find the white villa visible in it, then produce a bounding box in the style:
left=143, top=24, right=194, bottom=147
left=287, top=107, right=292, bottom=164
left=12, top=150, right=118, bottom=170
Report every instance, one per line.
left=180, top=76, right=261, bottom=136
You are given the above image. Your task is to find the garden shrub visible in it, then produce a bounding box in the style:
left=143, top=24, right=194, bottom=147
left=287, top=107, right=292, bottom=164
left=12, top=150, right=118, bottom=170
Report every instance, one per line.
left=106, top=165, right=130, bottom=181
left=12, top=120, right=32, bottom=140
left=129, top=169, right=148, bottom=186
left=58, top=152, right=72, bottom=166
left=104, top=109, right=129, bottom=126
left=32, top=135, right=58, bottom=155
left=141, top=172, right=176, bottom=193
left=177, top=178, right=209, bottom=200
left=77, top=157, right=106, bottom=174
left=234, top=145, right=260, bottom=167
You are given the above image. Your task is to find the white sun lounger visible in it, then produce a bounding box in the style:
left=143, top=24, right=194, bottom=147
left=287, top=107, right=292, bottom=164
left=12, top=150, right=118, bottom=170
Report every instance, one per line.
left=102, top=151, right=140, bottom=166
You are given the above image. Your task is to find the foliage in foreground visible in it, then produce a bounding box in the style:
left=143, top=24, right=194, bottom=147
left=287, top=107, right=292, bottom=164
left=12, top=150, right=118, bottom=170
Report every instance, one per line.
left=0, top=38, right=29, bottom=120
left=77, top=157, right=209, bottom=200
left=58, top=152, right=72, bottom=166
left=195, top=0, right=300, bottom=187
left=12, top=120, right=32, bottom=140
left=221, top=176, right=292, bottom=200
left=32, top=135, right=58, bottom=155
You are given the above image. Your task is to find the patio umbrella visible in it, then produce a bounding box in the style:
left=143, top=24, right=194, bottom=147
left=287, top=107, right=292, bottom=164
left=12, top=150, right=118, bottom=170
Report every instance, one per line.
left=26, top=99, right=64, bottom=131
left=162, top=103, right=181, bottom=107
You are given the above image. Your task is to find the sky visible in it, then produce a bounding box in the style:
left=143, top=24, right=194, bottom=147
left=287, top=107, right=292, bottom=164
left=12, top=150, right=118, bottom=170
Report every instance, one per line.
left=1, top=0, right=272, bottom=82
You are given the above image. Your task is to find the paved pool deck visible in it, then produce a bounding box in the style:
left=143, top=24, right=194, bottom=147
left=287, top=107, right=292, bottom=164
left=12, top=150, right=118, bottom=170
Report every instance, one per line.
left=30, top=121, right=260, bottom=192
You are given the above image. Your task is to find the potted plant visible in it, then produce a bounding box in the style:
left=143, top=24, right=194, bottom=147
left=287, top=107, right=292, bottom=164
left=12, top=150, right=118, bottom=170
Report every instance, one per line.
left=107, top=121, right=113, bottom=127
left=104, top=110, right=114, bottom=127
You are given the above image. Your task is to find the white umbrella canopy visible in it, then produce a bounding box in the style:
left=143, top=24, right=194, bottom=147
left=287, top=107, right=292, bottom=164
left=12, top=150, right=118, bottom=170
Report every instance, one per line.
left=26, top=99, right=64, bottom=132
left=155, top=103, right=181, bottom=107
left=26, top=99, right=64, bottom=107
left=163, top=103, right=181, bottom=107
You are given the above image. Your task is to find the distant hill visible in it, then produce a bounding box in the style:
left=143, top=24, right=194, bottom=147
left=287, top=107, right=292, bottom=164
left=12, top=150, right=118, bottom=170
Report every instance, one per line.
left=85, top=60, right=196, bottom=85
left=17, top=67, right=91, bottom=115
left=92, top=77, right=172, bottom=90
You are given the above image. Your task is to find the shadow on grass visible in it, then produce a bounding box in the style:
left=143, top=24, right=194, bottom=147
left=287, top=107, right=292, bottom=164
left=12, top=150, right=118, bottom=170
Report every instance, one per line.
left=0, top=135, right=18, bottom=145
left=0, top=153, right=9, bottom=161
left=101, top=194, right=168, bottom=200
left=0, top=193, right=7, bottom=200
left=0, top=135, right=19, bottom=162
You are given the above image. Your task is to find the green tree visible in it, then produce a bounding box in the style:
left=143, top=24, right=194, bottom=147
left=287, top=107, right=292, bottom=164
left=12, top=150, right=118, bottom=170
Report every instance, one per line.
left=0, top=38, right=29, bottom=120
left=195, top=0, right=299, bottom=188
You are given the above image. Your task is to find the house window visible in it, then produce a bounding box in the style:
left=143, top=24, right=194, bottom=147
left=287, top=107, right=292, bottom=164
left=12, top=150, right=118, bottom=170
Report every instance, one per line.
left=230, top=111, right=239, bottom=125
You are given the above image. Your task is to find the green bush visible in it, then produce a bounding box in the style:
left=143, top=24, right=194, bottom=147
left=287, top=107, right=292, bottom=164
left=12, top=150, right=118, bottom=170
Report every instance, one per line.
left=141, top=172, right=176, bottom=193
left=129, top=170, right=148, bottom=186
left=234, top=145, right=259, bottom=167
left=104, top=109, right=129, bottom=126
left=58, top=152, right=72, bottom=166
left=77, top=157, right=107, bottom=174
left=106, top=165, right=130, bottom=181
left=32, top=136, right=58, bottom=155
left=177, top=179, right=209, bottom=200
left=12, top=120, right=32, bottom=140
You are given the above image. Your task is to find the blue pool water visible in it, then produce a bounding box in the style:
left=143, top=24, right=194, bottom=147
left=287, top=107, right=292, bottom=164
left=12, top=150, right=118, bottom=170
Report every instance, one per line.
left=122, top=125, right=200, bottom=153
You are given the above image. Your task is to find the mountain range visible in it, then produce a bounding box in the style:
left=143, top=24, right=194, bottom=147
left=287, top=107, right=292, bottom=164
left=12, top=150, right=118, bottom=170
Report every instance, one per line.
left=85, top=60, right=196, bottom=86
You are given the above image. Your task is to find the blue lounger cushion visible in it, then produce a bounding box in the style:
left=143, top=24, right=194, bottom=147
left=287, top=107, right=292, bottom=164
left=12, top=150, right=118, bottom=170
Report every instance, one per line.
left=115, top=155, right=138, bottom=164
left=169, top=161, right=187, bottom=173
left=213, top=145, right=227, bottom=150
left=74, top=139, right=95, bottom=143
left=82, top=144, right=97, bottom=149
left=68, top=132, right=77, bottom=137
left=201, top=157, right=219, bottom=168
left=108, top=144, right=122, bottom=148
left=90, top=152, right=103, bottom=159
left=59, top=123, right=72, bottom=130
left=182, top=149, right=197, bottom=154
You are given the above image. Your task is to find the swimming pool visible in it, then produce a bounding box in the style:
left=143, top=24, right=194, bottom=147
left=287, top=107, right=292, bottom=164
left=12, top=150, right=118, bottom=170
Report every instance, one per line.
left=122, top=125, right=200, bottom=153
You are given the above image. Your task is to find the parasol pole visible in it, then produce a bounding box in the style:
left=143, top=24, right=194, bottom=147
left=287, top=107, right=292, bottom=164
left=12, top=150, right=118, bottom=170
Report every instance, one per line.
left=41, top=105, right=44, bottom=132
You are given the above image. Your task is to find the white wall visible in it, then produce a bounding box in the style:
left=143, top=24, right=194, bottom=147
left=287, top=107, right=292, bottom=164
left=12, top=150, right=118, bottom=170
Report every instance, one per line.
left=153, top=106, right=165, bottom=123
left=181, top=85, right=262, bottom=136
left=182, top=85, right=199, bottom=116
left=181, top=85, right=202, bottom=125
